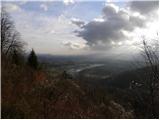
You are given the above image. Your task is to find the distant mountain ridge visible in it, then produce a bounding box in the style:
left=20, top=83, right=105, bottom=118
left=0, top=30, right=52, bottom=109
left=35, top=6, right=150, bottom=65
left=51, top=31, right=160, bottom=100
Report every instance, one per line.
left=37, top=53, right=144, bottom=64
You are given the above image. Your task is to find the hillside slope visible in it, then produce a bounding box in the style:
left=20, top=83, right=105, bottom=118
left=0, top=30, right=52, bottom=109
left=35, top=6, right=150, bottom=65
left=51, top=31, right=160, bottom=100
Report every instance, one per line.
left=2, top=63, right=133, bottom=118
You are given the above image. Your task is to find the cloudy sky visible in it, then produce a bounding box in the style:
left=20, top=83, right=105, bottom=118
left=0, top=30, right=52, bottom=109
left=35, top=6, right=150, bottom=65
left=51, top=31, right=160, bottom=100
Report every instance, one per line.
left=2, top=0, right=159, bottom=57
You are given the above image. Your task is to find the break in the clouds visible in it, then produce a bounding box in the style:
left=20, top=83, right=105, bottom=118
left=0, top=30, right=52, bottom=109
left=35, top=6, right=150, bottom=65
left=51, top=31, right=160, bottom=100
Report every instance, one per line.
left=2, top=1, right=159, bottom=56
left=74, top=1, right=158, bottom=50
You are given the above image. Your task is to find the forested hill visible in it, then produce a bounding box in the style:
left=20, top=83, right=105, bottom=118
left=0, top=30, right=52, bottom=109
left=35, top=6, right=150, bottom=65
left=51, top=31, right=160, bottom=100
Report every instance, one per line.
left=2, top=61, right=134, bottom=118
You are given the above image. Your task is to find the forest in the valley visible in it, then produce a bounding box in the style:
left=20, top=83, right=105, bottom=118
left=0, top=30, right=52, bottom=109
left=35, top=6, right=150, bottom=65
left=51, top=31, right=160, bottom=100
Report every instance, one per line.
left=1, top=6, right=159, bottom=119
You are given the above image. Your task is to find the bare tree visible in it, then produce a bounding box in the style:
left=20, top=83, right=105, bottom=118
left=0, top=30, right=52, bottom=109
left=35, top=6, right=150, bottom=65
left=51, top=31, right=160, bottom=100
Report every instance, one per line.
left=132, top=36, right=159, bottom=118
left=141, top=37, right=158, bottom=118
left=1, top=8, right=24, bottom=57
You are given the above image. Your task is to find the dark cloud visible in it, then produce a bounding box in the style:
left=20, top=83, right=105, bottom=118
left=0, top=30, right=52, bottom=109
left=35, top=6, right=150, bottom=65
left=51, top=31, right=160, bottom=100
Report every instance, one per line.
left=73, top=1, right=158, bottom=49
left=129, top=15, right=145, bottom=28
left=129, top=1, right=158, bottom=15
left=76, top=20, right=127, bottom=46
left=75, top=4, right=146, bottom=47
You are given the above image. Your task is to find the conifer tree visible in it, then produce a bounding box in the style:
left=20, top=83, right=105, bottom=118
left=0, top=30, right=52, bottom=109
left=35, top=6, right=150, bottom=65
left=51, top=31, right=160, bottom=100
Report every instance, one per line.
left=27, top=49, right=38, bottom=69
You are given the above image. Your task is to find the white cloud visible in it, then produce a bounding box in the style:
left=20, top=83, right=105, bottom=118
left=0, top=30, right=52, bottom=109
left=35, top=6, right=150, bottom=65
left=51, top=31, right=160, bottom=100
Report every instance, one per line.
left=93, top=18, right=105, bottom=22
left=18, top=1, right=28, bottom=5
left=40, top=4, right=48, bottom=11
left=11, top=9, right=88, bottom=55
left=71, top=18, right=85, bottom=27
left=62, top=39, right=87, bottom=50
left=3, top=3, right=21, bottom=13
left=63, top=0, right=75, bottom=5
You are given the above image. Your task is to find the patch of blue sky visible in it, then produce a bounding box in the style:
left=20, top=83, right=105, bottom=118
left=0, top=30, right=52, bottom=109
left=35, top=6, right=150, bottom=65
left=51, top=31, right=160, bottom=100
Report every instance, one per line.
left=15, top=1, right=106, bottom=22
left=20, top=1, right=66, bottom=17
left=64, top=1, right=106, bottom=21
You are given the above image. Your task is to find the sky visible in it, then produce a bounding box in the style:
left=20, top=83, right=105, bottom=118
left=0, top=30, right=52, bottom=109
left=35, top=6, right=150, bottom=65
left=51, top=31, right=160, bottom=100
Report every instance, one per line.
left=1, top=0, right=159, bottom=58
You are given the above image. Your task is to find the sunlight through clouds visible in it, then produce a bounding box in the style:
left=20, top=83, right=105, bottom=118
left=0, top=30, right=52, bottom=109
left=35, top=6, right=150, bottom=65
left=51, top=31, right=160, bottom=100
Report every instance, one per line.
left=2, top=0, right=158, bottom=57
